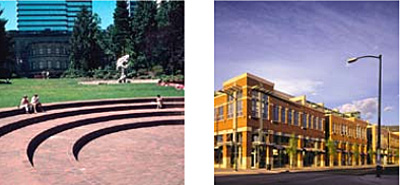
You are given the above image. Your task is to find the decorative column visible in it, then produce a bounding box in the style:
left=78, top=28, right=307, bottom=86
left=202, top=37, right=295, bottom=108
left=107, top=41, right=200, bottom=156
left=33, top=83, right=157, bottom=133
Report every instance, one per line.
left=222, top=134, right=229, bottom=168
left=338, top=142, right=342, bottom=167
left=242, top=131, right=251, bottom=169
left=297, top=136, right=303, bottom=168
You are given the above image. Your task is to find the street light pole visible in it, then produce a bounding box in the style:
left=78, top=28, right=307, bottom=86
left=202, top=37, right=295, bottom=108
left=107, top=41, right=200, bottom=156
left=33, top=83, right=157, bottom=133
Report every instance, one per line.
left=347, top=54, right=382, bottom=177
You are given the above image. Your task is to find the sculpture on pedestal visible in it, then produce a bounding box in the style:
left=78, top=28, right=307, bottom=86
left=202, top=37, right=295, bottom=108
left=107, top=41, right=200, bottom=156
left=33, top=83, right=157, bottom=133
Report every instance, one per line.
left=116, top=55, right=130, bottom=83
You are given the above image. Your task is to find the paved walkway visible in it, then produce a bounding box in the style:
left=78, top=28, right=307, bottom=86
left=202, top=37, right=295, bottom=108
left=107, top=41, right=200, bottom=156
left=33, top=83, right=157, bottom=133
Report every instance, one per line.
left=0, top=99, right=184, bottom=185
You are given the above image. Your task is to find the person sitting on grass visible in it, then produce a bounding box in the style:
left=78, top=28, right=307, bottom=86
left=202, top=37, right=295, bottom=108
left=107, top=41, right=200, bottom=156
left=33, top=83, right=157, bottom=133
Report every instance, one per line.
left=156, top=95, right=163, bottom=109
left=18, top=95, right=31, bottom=114
left=31, top=94, right=44, bottom=113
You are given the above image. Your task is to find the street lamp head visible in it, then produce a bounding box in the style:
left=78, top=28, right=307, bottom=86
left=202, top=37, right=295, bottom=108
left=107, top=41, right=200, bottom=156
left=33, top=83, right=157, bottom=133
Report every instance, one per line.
left=347, top=57, right=358, bottom=64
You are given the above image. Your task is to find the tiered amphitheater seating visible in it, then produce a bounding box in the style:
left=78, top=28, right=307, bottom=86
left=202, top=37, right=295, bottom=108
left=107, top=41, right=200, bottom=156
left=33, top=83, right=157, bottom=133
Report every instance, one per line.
left=0, top=97, right=184, bottom=185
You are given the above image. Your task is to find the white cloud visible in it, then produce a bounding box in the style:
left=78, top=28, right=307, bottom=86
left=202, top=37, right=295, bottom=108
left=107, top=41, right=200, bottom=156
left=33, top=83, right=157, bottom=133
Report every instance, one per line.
left=337, top=97, right=377, bottom=120
left=273, top=79, right=323, bottom=96
left=384, top=106, right=393, bottom=112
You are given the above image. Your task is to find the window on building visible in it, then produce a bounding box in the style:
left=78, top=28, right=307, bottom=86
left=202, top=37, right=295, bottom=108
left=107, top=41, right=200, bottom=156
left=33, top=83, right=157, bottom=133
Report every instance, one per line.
left=342, top=124, right=346, bottom=135
left=237, top=91, right=243, bottom=116
left=308, top=115, right=312, bottom=129
left=319, top=119, right=323, bottom=131
left=39, top=61, right=44, bottom=69
left=273, top=105, right=279, bottom=122
left=313, top=117, right=318, bottom=130
left=288, top=109, right=292, bottom=125
left=217, top=106, right=224, bottom=121
left=62, top=61, right=67, bottom=69
left=294, top=111, right=298, bottom=126
left=47, top=61, right=51, bottom=69
left=227, top=97, right=233, bottom=119
left=56, top=48, right=60, bottom=54
left=281, top=107, right=286, bottom=123
left=56, top=61, right=60, bottom=69
left=262, top=94, right=268, bottom=119
left=47, top=47, right=51, bottom=54
left=236, top=132, right=243, bottom=143
left=39, top=48, right=43, bottom=55
left=216, top=135, right=223, bottom=143
left=214, top=108, right=217, bottom=121
left=251, top=91, right=259, bottom=118
left=302, top=113, right=307, bottom=128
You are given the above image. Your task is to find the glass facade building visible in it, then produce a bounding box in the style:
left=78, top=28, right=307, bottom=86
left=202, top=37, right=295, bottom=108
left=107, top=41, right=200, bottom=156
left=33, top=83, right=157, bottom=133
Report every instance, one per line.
left=127, top=0, right=137, bottom=16
left=17, top=0, right=92, bottom=31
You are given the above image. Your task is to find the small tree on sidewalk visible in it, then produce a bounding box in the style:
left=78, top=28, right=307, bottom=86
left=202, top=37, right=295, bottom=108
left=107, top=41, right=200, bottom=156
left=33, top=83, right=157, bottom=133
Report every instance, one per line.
left=353, top=144, right=360, bottom=166
left=286, top=134, right=297, bottom=168
left=326, top=139, right=337, bottom=167
left=367, top=148, right=375, bottom=164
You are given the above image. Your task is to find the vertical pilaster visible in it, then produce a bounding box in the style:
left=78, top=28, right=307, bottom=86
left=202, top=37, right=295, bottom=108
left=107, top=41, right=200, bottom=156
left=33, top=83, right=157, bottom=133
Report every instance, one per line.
left=222, top=134, right=229, bottom=168
left=297, top=137, right=303, bottom=168
left=242, top=131, right=250, bottom=169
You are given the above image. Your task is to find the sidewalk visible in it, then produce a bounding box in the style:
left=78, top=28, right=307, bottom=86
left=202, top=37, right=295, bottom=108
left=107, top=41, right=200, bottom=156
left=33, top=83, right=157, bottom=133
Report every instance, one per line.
left=214, top=164, right=399, bottom=176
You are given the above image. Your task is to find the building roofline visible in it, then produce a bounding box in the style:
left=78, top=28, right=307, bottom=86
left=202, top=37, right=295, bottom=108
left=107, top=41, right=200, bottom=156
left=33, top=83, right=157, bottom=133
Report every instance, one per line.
left=222, top=73, right=275, bottom=87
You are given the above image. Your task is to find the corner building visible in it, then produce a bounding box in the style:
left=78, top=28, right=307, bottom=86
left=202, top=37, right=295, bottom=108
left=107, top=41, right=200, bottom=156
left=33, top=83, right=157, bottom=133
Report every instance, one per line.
left=214, top=73, right=326, bottom=169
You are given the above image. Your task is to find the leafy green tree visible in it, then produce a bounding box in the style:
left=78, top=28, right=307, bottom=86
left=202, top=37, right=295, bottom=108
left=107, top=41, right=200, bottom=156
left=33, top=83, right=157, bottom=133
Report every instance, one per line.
left=326, top=139, right=337, bottom=167
left=286, top=134, right=298, bottom=168
left=0, top=6, right=14, bottom=79
left=131, top=0, right=158, bottom=72
left=98, top=25, right=117, bottom=67
left=368, top=148, right=374, bottom=164
left=156, top=1, right=184, bottom=75
left=112, top=1, right=131, bottom=58
left=352, top=144, right=360, bottom=165
left=69, top=7, right=103, bottom=73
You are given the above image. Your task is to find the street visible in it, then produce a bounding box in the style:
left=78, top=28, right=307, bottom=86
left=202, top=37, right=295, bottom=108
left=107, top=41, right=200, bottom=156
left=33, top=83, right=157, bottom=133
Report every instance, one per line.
left=215, top=167, right=399, bottom=185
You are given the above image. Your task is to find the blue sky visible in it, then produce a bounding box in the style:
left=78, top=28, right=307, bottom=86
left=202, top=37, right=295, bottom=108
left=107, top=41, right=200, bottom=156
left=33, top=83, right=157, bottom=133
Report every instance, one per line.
left=0, top=0, right=116, bottom=30
left=215, top=1, right=399, bottom=126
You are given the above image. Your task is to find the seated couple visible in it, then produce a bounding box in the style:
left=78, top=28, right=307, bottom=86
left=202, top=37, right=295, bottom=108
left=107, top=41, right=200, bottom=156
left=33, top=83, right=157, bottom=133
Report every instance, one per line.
left=18, top=94, right=44, bottom=114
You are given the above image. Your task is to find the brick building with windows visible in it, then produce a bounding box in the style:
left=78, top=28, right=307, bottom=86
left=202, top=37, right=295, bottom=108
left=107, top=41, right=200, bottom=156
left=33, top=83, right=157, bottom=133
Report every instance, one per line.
left=214, top=73, right=398, bottom=170
left=325, top=111, right=368, bottom=167
left=214, top=73, right=326, bottom=169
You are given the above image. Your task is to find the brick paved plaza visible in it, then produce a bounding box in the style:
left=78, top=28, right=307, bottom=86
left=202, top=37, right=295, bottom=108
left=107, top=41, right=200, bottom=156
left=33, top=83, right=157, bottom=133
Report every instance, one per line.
left=0, top=98, right=184, bottom=185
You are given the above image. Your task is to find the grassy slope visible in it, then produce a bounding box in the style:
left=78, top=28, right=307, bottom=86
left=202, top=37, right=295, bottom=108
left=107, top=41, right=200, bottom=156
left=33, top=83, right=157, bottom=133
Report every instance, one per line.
left=0, top=79, right=184, bottom=108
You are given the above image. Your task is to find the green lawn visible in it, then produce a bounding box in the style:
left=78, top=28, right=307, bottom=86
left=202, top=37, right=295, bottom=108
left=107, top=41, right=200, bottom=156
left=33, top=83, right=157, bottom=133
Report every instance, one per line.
left=0, top=79, right=184, bottom=108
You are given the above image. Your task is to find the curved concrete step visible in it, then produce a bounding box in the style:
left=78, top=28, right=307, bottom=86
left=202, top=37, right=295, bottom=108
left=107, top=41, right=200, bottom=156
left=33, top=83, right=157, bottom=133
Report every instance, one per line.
left=0, top=107, right=183, bottom=185
left=73, top=119, right=184, bottom=161
left=0, top=96, right=184, bottom=119
left=0, top=102, right=183, bottom=138
left=36, top=117, right=184, bottom=185
left=27, top=110, right=184, bottom=166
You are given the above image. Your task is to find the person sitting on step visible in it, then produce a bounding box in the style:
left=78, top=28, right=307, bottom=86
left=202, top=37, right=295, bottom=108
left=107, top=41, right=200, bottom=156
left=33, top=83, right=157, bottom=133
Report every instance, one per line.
left=31, top=94, right=44, bottom=113
left=18, top=95, right=31, bottom=114
left=156, top=95, right=163, bottom=109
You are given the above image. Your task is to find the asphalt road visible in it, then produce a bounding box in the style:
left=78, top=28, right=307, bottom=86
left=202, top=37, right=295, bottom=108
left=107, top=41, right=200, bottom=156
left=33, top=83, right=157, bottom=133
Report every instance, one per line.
left=215, top=168, right=399, bottom=185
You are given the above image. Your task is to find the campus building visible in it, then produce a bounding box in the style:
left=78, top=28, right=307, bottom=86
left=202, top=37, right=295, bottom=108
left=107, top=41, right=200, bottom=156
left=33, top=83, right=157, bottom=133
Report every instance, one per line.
left=17, top=0, right=92, bottom=31
left=127, top=0, right=138, bottom=16
left=214, top=73, right=399, bottom=170
left=13, top=0, right=93, bottom=76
